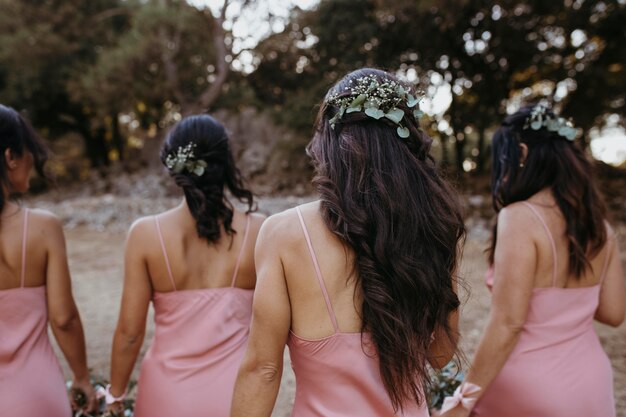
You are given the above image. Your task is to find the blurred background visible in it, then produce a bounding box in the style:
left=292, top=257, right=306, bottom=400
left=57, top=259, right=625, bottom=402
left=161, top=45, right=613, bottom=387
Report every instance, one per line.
left=1, top=0, right=625, bottom=192
left=1, top=1, right=624, bottom=415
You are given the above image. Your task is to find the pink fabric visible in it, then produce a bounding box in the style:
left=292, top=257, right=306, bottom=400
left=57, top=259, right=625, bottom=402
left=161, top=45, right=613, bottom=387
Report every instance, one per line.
left=440, top=383, right=481, bottom=413
left=287, top=207, right=430, bottom=417
left=133, top=215, right=253, bottom=417
left=0, top=209, right=71, bottom=417
left=474, top=203, right=615, bottom=417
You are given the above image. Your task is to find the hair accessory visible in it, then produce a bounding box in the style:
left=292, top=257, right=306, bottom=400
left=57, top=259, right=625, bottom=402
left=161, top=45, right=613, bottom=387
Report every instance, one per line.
left=165, top=143, right=208, bottom=176
left=440, top=382, right=482, bottom=412
left=523, top=104, right=578, bottom=141
left=99, top=384, right=126, bottom=405
left=326, top=75, right=424, bottom=139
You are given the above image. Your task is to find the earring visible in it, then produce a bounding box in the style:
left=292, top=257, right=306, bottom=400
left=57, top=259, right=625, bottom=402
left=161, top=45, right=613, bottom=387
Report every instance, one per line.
left=519, top=163, right=524, bottom=168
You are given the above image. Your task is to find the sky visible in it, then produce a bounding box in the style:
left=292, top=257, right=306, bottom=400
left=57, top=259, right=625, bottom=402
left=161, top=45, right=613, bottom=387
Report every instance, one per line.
left=189, top=0, right=626, bottom=165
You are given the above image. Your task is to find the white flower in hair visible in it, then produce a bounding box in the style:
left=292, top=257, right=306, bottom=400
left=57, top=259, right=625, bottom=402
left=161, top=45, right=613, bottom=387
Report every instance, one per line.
left=165, top=143, right=208, bottom=176
left=326, top=75, right=425, bottom=139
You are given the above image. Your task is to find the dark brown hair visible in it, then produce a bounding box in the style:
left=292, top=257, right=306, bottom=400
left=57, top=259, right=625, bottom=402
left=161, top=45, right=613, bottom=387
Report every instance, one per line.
left=0, top=104, right=49, bottom=218
left=489, top=105, right=607, bottom=276
left=308, top=68, right=465, bottom=410
left=160, top=115, right=255, bottom=243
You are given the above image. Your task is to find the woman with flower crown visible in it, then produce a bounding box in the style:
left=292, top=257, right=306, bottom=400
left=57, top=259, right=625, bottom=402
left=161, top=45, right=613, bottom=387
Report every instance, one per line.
left=440, top=105, right=625, bottom=417
left=0, top=104, right=97, bottom=416
left=105, top=115, right=265, bottom=417
left=231, top=68, right=465, bottom=416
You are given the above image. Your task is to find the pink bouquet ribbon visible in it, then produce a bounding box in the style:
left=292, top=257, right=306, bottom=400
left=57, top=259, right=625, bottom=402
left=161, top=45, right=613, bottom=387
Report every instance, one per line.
left=440, top=382, right=482, bottom=413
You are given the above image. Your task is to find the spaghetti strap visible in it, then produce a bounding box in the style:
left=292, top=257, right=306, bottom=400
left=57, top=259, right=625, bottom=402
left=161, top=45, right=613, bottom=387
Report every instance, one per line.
left=20, top=209, right=29, bottom=288
left=230, top=215, right=251, bottom=287
left=522, top=202, right=558, bottom=286
left=295, top=206, right=340, bottom=333
left=154, top=215, right=177, bottom=291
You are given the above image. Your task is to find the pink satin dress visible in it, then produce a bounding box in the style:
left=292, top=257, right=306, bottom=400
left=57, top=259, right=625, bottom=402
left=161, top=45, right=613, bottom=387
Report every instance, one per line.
left=287, top=207, right=430, bottom=417
left=133, top=215, right=254, bottom=417
left=472, top=202, right=615, bottom=417
left=0, top=209, right=72, bottom=416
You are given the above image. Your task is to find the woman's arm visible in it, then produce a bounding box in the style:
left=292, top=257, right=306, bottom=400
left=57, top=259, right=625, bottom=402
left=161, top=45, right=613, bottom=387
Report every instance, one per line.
left=231, top=215, right=292, bottom=417
left=108, top=219, right=152, bottom=407
left=44, top=213, right=97, bottom=412
left=441, top=206, right=536, bottom=416
left=595, top=228, right=625, bottom=327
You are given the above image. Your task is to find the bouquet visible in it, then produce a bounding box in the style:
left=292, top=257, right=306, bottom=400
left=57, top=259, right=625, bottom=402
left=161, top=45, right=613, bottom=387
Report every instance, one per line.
left=68, top=377, right=136, bottom=417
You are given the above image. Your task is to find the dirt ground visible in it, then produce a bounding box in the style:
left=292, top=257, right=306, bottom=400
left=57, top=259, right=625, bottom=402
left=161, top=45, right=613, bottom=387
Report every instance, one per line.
left=51, top=203, right=626, bottom=416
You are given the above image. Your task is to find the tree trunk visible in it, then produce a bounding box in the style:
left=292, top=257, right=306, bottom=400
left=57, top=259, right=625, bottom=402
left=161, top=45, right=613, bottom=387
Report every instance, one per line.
left=110, top=111, right=124, bottom=161
left=78, top=116, right=109, bottom=168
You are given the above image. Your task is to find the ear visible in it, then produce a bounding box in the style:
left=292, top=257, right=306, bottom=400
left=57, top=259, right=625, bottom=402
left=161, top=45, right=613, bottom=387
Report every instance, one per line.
left=519, top=143, right=529, bottom=165
left=4, top=148, right=16, bottom=169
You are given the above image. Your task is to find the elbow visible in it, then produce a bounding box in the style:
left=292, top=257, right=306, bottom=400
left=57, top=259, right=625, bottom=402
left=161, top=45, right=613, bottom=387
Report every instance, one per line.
left=115, top=326, right=145, bottom=347
left=599, top=314, right=625, bottom=328
left=240, top=359, right=282, bottom=384
left=50, top=311, right=81, bottom=332
left=595, top=308, right=625, bottom=328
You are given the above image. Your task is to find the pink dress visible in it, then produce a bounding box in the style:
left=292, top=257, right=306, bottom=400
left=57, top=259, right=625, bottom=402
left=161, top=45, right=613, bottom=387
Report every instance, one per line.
left=0, top=209, right=71, bottom=416
left=287, top=207, right=430, bottom=417
left=133, top=215, right=254, bottom=417
left=472, top=202, right=615, bottom=417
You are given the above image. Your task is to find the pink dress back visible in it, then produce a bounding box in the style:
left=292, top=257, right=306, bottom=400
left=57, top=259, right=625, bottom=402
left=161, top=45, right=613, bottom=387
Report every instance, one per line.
left=473, top=202, right=615, bottom=417
left=0, top=209, right=71, bottom=416
left=133, top=215, right=253, bottom=417
left=287, top=207, right=430, bottom=417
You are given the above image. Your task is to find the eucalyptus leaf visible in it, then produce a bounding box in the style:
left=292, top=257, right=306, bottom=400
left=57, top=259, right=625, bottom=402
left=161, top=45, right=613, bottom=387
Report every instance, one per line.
left=346, top=106, right=361, bottom=113
left=173, top=160, right=185, bottom=174
left=564, top=128, right=577, bottom=140
left=413, top=109, right=424, bottom=119
left=397, top=126, right=410, bottom=138
left=351, top=94, right=367, bottom=107
left=384, top=108, right=405, bottom=124
left=193, top=166, right=205, bottom=176
left=407, top=94, right=420, bottom=108
left=546, top=118, right=559, bottom=131
left=530, top=119, right=542, bottom=130
left=364, top=99, right=377, bottom=109
left=365, top=107, right=385, bottom=119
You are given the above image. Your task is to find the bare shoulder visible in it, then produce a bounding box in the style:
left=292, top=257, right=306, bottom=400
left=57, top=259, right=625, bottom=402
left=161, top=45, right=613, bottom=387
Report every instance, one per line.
left=27, top=208, right=64, bottom=238
left=247, top=212, right=267, bottom=234
left=257, top=205, right=310, bottom=249
left=604, top=220, right=616, bottom=241
left=127, top=215, right=157, bottom=241
left=497, top=202, right=538, bottom=232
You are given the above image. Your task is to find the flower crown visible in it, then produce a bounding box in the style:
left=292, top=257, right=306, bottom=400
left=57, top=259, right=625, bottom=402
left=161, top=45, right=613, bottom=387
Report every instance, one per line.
left=326, top=75, right=424, bottom=139
left=523, top=104, right=578, bottom=141
left=165, top=143, right=208, bottom=176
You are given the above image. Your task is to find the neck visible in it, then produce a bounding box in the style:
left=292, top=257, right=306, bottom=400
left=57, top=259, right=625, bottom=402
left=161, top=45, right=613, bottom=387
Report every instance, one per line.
left=527, top=188, right=555, bottom=206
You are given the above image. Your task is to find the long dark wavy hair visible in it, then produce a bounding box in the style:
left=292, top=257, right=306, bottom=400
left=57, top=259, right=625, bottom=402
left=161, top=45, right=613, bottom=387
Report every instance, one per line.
left=0, top=104, right=49, bottom=219
left=160, top=114, right=255, bottom=243
left=308, top=68, right=465, bottom=410
left=488, top=105, right=607, bottom=276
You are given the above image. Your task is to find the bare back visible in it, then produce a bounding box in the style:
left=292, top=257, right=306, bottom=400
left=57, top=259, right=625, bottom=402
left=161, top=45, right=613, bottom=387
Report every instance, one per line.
left=518, top=198, right=613, bottom=289
left=0, top=206, right=57, bottom=290
left=134, top=204, right=264, bottom=292
left=279, top=201, right=363, bottom=339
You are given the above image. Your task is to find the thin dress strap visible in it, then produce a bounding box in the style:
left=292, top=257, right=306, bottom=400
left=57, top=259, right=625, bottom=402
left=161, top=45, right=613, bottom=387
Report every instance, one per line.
left=522, top=202, right=558, bottom=286
left=296, top=206, right=340, bottom=333
left=230, top=215, right=251, bottom=287
left=20, top=209, right=29, bottom=288
left=154, top=215, right=177, bottom=291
